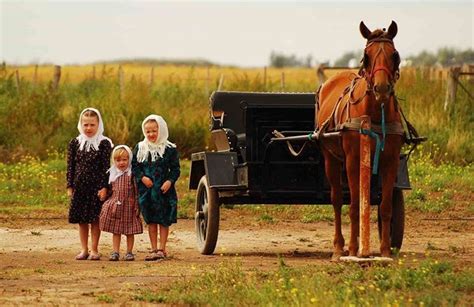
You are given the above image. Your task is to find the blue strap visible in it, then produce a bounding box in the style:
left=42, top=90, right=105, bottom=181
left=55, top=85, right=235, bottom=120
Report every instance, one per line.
left=360, top=128, right=381, bottom=175
left=358, top=103, right=386, bottom=175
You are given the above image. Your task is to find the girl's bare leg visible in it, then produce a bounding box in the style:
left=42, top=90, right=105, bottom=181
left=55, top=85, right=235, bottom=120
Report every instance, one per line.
left=159, top=225, right=169, bottom=253
left=112, top=234, right=121, bottom=253
left=90, top=221, right=101, bottom=256
left=148, top=224, right=158, bottom=251
left=78, top=224, right=89, bottom=255
left=126, top=235, right=135, bottom=253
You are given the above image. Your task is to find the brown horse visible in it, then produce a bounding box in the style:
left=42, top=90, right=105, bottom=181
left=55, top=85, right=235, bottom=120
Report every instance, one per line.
left=316, top=21, right=404, bottom=260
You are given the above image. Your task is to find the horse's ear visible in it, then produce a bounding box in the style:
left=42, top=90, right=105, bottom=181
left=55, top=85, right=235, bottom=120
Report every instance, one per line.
left=387, top=20, right=398, bottom=39
left=360, top=21, right=371, bottom=39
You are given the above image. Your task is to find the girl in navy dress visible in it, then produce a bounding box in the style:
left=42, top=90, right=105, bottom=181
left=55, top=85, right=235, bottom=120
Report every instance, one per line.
left=67, top=108, right=113, bottom=260
left=132, top=115, right=180, bottom=261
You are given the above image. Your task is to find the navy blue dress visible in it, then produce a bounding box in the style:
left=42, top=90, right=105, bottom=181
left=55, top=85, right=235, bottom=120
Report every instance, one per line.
left=132, top=146, right=180, bottom=226
left=67, top=138, right=112, bottom=224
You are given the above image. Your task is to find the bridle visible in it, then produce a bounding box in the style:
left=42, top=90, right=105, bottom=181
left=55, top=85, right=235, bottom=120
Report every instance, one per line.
left=361, top=38, right=400, bottom=95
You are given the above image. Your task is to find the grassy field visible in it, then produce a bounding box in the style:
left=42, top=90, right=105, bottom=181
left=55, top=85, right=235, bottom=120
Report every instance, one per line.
left=1, top=64, right=472, bottom=163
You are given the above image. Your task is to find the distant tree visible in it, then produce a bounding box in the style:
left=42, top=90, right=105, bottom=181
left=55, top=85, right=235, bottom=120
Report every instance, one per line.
left=269, top=51, right=313, bottom=68
left=334, top=50, right=363, bottom=67
left=304, top=54, right=313, bottom=68
left=406, top=48, right=474, bottom=67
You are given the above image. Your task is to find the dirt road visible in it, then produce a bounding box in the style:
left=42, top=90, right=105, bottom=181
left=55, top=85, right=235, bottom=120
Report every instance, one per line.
left=1, top=216, right=472, bottom=305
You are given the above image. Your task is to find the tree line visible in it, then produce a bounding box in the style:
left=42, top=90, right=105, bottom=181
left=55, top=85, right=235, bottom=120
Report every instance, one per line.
left=269, top=47, right=474, bottom=68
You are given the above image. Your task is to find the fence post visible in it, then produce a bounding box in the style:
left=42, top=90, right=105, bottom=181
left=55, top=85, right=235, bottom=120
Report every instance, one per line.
left=217, top=74, right=224, bottom=91
left=118, top=65, right=124, bottom=101
left=149, top=66, right=155, bottom=90
left=316, top=64, right=326, bottom=85
left=52, top=65, right=61, bottom=91
left=14, top=70, right=20, bottom=93
left=444, top=66, right=461, bottom=111
left=101, top=64, right=107, bottom=78
left=280, top=71, right=285, bottom=91
left=0, top=61, right=5, bottom=78
left=205, top=66, right=210, bottom=97
left=33, top=65, right=38, bottom=84
left=263, top=66, right=267, bottom=90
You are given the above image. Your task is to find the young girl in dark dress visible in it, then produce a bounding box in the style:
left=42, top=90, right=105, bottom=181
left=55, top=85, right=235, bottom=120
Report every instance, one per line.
left=132, top=115, right=180, bottom=261
left=67, top=108, right=113, bottom=260
left=100, top=145, right=143, bottom=261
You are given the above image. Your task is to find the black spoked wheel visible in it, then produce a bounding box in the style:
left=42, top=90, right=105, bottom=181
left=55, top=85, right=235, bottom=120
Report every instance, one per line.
left=195, top=176, right=220, bottom=255
left=378, top=188, right=405, bottom=250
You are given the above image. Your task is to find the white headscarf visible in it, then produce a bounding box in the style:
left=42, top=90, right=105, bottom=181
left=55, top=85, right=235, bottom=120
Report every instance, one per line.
left=76, top=107, right=113, bottom=151
left=108, top=145, right=133, bottom=184
left=136, top=114, right=176, bottom=162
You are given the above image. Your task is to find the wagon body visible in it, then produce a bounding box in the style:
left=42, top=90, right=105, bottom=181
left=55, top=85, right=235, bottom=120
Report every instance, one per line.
left=189, top=91, right=409, bottom=254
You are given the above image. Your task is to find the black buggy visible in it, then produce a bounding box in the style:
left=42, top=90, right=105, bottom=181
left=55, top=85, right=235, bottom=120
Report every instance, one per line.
left=189, top=91, right=410, bottom=255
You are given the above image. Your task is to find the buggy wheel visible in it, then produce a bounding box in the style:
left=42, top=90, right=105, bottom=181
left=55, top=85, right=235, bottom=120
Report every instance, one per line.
left=378, top=188, right=405, bottom=251
left=195, top=176, right=220, bottom=255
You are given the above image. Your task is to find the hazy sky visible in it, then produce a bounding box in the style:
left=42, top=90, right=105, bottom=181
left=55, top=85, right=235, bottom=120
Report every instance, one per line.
left=1, top=0, right=473, bottom=67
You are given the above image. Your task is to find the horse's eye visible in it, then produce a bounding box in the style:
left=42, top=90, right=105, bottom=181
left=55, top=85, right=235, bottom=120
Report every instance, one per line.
left=392, top=51, right=400, bottom=68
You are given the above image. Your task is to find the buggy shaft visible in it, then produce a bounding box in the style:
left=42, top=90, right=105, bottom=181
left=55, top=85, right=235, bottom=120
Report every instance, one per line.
left=270, top=131, right=340, bottom=142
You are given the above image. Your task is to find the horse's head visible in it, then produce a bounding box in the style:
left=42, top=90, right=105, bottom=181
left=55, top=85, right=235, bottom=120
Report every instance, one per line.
left=360, top=21, right=400, bottom=103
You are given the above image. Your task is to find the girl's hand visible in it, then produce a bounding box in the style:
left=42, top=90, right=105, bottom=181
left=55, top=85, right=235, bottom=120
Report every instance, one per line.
left=135, top=207, right=140, bottom=217
left=97, top=188, right=107, bottom=201
left=142, top=176, right=153, bottom=188
left=67, top=188, right=74, bottom=198
left=161, top=180, right=172, bottom=194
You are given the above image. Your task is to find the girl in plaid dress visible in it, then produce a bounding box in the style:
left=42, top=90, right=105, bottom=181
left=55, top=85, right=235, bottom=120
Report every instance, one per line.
left=100, top=145, right=143, bottom=261
left=132, top=115, right=180, bottom=261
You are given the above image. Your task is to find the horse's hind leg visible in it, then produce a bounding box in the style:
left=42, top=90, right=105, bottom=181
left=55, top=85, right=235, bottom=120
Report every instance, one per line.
left=379, top=137, right=403, bottom=257
left=323, top=151, right=345, bottom=261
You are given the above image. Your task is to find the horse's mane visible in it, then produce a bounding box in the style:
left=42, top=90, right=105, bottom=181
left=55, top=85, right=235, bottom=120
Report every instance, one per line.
left=367, top=29, right=393, bottom=41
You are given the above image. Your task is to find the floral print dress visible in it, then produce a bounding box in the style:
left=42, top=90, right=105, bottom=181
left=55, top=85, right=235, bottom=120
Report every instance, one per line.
left=67, top=138, right=112, bottom=224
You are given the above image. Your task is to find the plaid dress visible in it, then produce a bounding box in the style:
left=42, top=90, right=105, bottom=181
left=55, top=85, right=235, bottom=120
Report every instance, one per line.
left=99, top=174, right=143, bottom=235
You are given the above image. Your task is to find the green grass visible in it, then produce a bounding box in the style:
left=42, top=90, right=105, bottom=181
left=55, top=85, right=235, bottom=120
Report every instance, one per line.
left=0, top=153, right=196, bottom=219
left=131, top=257, right=474, bottom=306
left=96, top=294, right=114, bottom=303
left=0, top=151, right=472, bottom=219
left=405, top=145, right=474, bottom=213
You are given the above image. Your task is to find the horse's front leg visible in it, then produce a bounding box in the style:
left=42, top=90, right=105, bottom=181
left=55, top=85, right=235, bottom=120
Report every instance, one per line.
left=323, top=150, right=345, bottom=261
left=343, top=134, right=360, bottom=257
left=379, top=137, right=403, bottom=257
